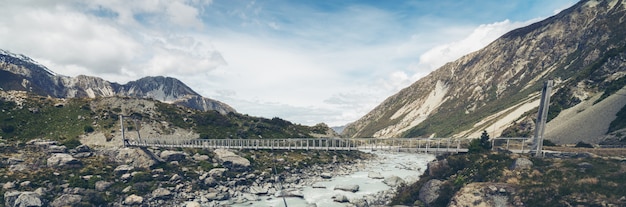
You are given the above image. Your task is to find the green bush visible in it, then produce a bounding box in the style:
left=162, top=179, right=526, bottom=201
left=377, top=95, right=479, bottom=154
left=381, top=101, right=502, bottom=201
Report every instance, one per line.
left=543, top=140, right=557, bottom=146
left=574, top=141, right=593, bottom=148
left=62, top=138, right=82, bottom=149
left=83, top=125, right=94, bottom=133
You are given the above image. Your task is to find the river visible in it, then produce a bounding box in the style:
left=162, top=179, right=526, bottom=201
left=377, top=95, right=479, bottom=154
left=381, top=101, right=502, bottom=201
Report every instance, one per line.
left=233, top=150, right=436, bottom=207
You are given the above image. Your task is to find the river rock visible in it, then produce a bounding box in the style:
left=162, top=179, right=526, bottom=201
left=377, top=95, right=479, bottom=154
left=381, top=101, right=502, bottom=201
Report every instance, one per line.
left=510, top=158, right=533, bottom=171
left=124, top=194, right=143, bottom=205
left=213, top=149, right=250, bottom=171
left=333, top=194, right=349, bottom=203
left=367, top=171, right=384, bottom=179
left=51, top=194, right=82, bottom=207
left=160, top=150, right=187, bottom=162
left=320, top=172, right=333, bottom=179
left=419, top=179, right=443, bottom=205
left=334, top=184, right=359, bottom=192
left=383, top=176, right=406, bottom=187
left=47, top=153, right=82, bottom=168
left=275, top=189, right=304, bottom=198
left=74, top=144, right=91, bottom=153
left=427, top=159, right=449, bottom=176
left=184, top=201, right=201, bottom=207
left=48, top=145, right=67, bottom=153
left=192, top=153, right=210, bottom=161
left=249, top=186, right=268, bottom=195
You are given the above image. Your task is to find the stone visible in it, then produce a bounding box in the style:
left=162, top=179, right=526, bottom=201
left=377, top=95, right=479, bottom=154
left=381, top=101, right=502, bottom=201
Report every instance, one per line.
left=48, top=145, right=67, bottom=153
left=152, top=188, right=172, bottom=199
left=334, top=184, right=359, bottom=193
left=367, top=171, right=384, bottom=179
left=203, top=177, right=217, bottom=187
left=5, top=191, right=43, bottom=207
left=19, top=181, right=30, bottom=188
left=427, top=159, right=450, bottom=176
left=249, top=186, right=268, bottom=195
left=209, top=168, right=228, bottom=177
left=47, top=153, right=82, bottom=168
left=510, top=158, right=533, bottom=171
left=74, top=144, right=91, bottom=153
left=95, top=181, right=113, bottom=192
left=114, top=165, right=134, bottom=175
left=3, top=181, right=15, bottom=190
left=312, top=183, right=326, bottom=188
left=448, top=183, right=515, bottom=207
left=51, top=194, right=82, bottom=207
left=383, top=176, right=406, bottom=187
left=7, top=157, right=24, bottom=165
left=333, top=194, right=349, bottom=203
left=213, top=149, right=250, bottom=171
left=193, top=153, right=210, bottom=161
left=160, top=150, right=187, bottom=162
left=320, top=172, right=332, bottom=179
left=184, top=201, right=201, bottom=207
left=115, top=148, right=158, bottom=169
left=124, top=194, right=143, bottom=205
left=419, top=179, right=443, bottom=205
left=275, top=189, right=304, bottom=198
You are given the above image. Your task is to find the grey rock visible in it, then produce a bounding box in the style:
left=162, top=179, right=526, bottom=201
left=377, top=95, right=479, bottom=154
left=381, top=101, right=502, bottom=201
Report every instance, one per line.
left=115, top=148, right=158, bottom=169
left=152, top=188, right=172, bottom=199
left=333, top=194, right=349, bottom=203
left=74, top=144, right=91, bottom=153
left=5, top=191, right=42, bottom=207
left=383, top=176, right=406, bottom=187
left=213, top=149, right=250, bottom=171
left=334, top=184, right=359, bottom=193
left=7, top=157, right=24, bottom=165
left=367, top=171, right=384, bottom=179
left=160, top=150, right=187, bottom=162
left=184, top=201, right=201, bottom=207
left=510, top=158, right=533, bottom=171
left=320, top=172, right=332, bottom=179
left=209, top=168, right=228, bottom=177
left=47, top=153, right=81, bottom=168
left=192, top=153, right=210, bottom=161
left=3, top=181, right=15, bottom=190
left=203, top=177, right=217, bottom=187
left=51, top=194, right=82, bottom=207
left=419, top=179, right=443, bottom=205
left=124, top=194, right=143, bottom=205
left=113, top=165, right=134, bottom=175
left=249, top=186, right=268, bottom=195
left=48, top=145, right=67, bottom=153
left=95, top=181, right=113, bottom=192
left=275, top=189, right=304, bottom=198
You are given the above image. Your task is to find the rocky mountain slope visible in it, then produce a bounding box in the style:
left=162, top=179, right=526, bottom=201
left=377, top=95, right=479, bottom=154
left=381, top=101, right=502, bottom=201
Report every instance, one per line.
left=0, top=49, right=234, bottom=114
left=343, top=0, right=626, bottom=144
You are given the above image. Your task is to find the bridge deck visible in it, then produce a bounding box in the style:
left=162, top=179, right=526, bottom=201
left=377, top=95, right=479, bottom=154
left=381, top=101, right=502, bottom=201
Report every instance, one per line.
left=126, top=137, right=531, bottom=154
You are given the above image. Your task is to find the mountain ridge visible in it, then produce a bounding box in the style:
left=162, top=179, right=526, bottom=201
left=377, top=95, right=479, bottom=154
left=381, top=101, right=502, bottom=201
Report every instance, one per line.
left=342, top=0, right=626, bottom=144
left=0, top=49, right=235, bottom=114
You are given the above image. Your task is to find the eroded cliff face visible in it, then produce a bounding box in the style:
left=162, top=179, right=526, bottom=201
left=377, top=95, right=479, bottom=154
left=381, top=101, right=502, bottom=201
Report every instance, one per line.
left=344, top=0, right=626, bottom=141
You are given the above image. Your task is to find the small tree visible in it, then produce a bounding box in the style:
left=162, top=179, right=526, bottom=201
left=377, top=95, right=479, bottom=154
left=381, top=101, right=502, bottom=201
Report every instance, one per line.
left=469, top=130, right=492, bottom=153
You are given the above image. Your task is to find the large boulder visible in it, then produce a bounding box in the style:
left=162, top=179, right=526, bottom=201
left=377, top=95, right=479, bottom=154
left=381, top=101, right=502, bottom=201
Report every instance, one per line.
left=333, top=194, right=349, bottom=203
left=509, top=158, right=533, bottom=171
left=427, top=159, right=450, bottom=176
left=448, top=182, right=517, bottom=207
left=152, top=188, right=173, bottom=199
left=419, top=179, right=444, bottom=206
left=334, top=184, right=359, bottom=193
left=113, top=165, right=134, bottom=175
left=115, top=148, right=158, bottom=169
left=383, top=176, right=406, bottom=187
left=51, top=194, right=82, bottom=207
left=367, top=171, right=384, bottom=179
left=124, top=194, right=143, bottom=205
left=47, top=153, right=82, bottom=168
left=213, top=149, right=250, bottom=171
left=160, top=150, right=187, bottom=162
left=4, top=191, right=43, bottom=207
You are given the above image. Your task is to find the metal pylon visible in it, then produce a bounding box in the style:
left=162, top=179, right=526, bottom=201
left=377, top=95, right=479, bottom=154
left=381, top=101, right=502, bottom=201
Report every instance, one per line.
left=533, top=80, right=553, bottom=157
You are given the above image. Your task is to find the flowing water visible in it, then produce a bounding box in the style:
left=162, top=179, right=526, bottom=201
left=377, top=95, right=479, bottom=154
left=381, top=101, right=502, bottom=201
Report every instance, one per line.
left=233, top=150, right=436, bottom=207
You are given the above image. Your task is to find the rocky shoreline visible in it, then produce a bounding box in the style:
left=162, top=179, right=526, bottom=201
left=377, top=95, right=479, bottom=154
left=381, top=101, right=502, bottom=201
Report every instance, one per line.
left=2, top=139, right=431, bottom=207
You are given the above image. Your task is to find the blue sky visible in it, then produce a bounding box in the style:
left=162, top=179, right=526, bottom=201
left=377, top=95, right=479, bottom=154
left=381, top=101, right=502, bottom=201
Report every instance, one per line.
left=0, top=0, right=577, bottom=126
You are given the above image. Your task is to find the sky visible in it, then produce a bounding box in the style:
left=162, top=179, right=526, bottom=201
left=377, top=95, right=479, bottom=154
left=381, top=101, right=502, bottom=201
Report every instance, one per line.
left=0, top=0, right=577, bottom=127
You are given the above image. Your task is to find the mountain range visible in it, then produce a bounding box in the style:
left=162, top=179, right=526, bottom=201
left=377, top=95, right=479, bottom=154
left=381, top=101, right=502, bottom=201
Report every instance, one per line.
left=0, top=49, right=235, bottom=114
left=342, top=0, right=626, bottom=144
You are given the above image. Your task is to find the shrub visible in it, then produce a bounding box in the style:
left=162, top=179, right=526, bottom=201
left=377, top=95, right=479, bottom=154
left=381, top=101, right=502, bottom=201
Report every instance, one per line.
left=575, top=141, right=593, bottom=148
left=543, top=140, right=557, bottom=146
left=469, top=130, right=492, bottom=153
left=62, top=138, right=82, bottom=149
left=1, top=124, right=15, bottom=133
left=83, top=125, right=94, bottom=133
